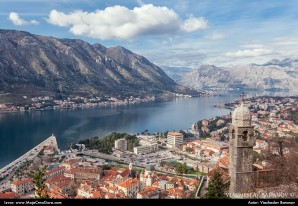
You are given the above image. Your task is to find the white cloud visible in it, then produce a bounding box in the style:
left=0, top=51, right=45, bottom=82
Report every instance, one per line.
left=8, top=12, right=39, bottom=26
left=272, top=37, right=298, bottom=46
left=181, top=16, right=207, bottom=32
left=47, top=4, right=207, bottom=40
left=226, top=48, right=274, bottom=58
left=205, top=32, right=224, bottom=40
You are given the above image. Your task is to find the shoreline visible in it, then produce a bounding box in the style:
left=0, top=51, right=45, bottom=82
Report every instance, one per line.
left=0, top=95, right=204, bottom=114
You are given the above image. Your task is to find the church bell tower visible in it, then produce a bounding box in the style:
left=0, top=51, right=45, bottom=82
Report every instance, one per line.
left=229, top=94, right=255, bottom=193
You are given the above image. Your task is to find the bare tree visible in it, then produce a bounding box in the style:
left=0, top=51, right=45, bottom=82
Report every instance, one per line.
left=263, top=137, right=298, bottom=186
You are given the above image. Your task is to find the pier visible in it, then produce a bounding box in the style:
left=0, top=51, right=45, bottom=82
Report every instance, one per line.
left=0, top=135, right=58, bottom=179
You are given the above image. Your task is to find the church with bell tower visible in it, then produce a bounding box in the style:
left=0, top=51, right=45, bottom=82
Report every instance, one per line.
left=229, top=93, right=255, bottom=193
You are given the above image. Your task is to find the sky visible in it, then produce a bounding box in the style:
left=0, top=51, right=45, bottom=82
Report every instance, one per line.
left=1, top=0, right=298, bottom=68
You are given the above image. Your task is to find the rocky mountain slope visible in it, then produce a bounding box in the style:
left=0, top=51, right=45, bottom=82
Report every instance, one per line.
left=174, top=60, right=298, bottom=91
left=161, top=66, right=192, bottom=83
left=0, top=29, right=194, bottom=101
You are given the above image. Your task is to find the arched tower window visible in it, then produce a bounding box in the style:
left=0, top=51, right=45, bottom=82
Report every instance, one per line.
left=242, top=131, right=248, bottom=141
left=232, top=130, right=235, bottom=139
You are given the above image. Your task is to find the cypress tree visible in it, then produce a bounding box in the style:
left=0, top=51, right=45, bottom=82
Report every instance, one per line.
left=204, top=170, right=230, bottom=199
left=32, top=166, right=49, bottom=199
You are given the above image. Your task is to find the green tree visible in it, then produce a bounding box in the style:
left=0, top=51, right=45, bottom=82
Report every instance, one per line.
left=204, top=170, right=230, bottom=199
left=79, top=132, right=139, bottom=154
left=175, top=162, right=183, bottom=174
left=32, top=166, right=49, bottom=199
left=182, top=162, right=187, bottom=174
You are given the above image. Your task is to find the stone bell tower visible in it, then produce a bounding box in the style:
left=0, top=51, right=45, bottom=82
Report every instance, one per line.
left=229, top=94, right=255, bottom=194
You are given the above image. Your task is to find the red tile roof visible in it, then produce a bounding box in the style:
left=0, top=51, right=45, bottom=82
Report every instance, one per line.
left=107, top=186, right=117, bottom=193
left=56, top=179, right=72, bottom=188
left=0, top=191, right=19, bottom=199
left=168, top=132, right=183, bottom=136
left=105, top=193, right=115, bottom=199
left=45, top=175, right=68, bottom=184
left=101, top=176, right=115, bottom=182
left=218, top=155, right=229, bottom=169
left=104, top=170, right=118, bottom=177
left=45, top=166, right=65, bottom=176
left=92, top=191, right=102, bottom=199
left=118, top=178, right=140, bottom=189
left=69, top=166, right=101, bottom=174
left=119, top=169, right=130, bottom=177
left=169, top=177, right=178, bottom=183
left=48, top=190, right=68, bottom=199
left=138, top=186, right=157, bottom=196
left=51, top=185, right=63, bottom=193
left=168, top=188, right=185, bottom=198
left=208, top=164, right=230, bottom=182
left=11, top=178, right=33, bottom=186
left=152, top=181, right=159, bottom=187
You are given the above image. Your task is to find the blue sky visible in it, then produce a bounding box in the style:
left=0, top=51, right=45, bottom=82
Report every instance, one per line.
left=1, top=0, right=298, bottom=67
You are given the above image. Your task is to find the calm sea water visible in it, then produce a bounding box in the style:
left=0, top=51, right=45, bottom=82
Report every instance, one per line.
left=0, top=90, right=296, bottom=168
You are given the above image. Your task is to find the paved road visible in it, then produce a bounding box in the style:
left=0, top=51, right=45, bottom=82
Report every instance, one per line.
left=0, top=135, right=58, bottom=192
left=81, top=150, right=199, bottom=178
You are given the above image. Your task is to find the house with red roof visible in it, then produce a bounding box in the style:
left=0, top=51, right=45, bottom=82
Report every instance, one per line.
left=115, top=169, right=130, bottom=183
left=44, top=167, right=66, bottom=180
left=48, top=186, right=68, bottom=199
left=117, top=178, right=141, bottom=198
left=76, top=183, right=104, bottom=199
left=11, top=178, right=34, bottom=195
left=61, top=158, right=81, bottom=170
left=167, top=188, right=187, bottom=199
left=137, top=186, right=159, bottom=199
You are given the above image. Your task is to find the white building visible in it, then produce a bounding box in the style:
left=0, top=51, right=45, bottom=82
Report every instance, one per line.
left=167, top=132, right=184, bottom=148
left=76, top=183, right=96, bottom=199
left=44, top=167, right=66, bottom=180
left=117, top=178, right=141, bottom=198
left=133, top=143, right=158, bottom=155
left=11, top=178, right=34, bottom=195
left=64, top=166, right=102, bottom=181
left=114, top=138, right=128, bottom=151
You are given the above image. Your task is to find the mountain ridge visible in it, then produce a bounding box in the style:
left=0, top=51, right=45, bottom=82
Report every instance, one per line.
left=163, top=59, right=298, bottom=91
left=0, top=29, right=197, bottom=102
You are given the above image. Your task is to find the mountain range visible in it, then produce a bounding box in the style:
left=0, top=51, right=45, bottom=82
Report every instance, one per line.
left=1, top=29, right=296, bottom=103
left=163, top=59, right=298, bottom=91
left=0, top=29, right=196, bottom=103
